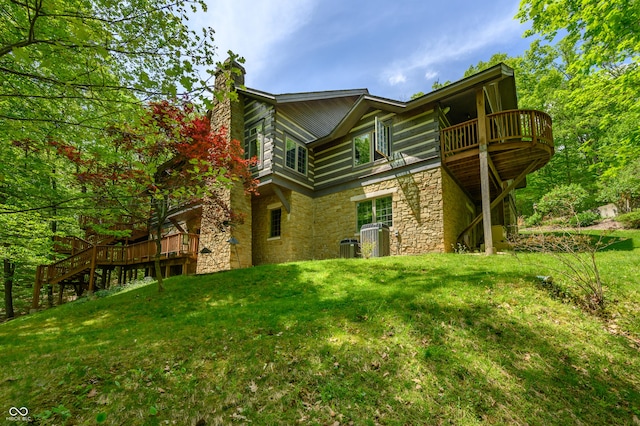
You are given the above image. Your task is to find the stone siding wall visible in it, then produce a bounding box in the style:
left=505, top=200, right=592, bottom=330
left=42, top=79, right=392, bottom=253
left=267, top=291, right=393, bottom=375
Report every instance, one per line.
left=442, top=169, right=475, bottom=252
left=196, top=60, right=252, bottom=274
left=311, top=167, right=446, bottom=260
left=251, top=190, right=314, bottom=265
left=196, top=188, right=232, bottom=273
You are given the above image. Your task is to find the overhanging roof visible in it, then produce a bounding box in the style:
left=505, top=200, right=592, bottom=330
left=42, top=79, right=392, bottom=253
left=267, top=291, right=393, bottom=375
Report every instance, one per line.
left=238, top=63, right=516, bottom=148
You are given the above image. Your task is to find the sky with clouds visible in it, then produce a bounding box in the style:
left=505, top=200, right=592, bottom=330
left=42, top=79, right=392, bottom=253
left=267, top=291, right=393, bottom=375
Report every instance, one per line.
left=195, top=0, right=532, bottom=101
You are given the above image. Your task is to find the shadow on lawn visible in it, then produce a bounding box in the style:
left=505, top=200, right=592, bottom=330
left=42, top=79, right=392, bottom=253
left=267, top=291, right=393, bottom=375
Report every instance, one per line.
left=178, top=260, right=639, bottom=424
left=2, top=258, right=638, bottom=424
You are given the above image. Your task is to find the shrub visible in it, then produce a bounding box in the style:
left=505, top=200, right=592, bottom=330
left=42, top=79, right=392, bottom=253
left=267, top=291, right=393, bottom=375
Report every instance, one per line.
left=569, top=210, right=600, bottom=227
left=524, top=211, right=543, bottom=227
left=511, top=230, right=613, bottom=312
left=617, top=209, right=640, bottom=228
left=537, top=184, right=589, bottom=217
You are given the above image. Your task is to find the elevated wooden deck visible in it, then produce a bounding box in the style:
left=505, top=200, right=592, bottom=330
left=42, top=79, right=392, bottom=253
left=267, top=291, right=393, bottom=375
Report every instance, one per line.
left=33, top=233, right=199, bottom=308
left=441, top=109, right=553, bottom=201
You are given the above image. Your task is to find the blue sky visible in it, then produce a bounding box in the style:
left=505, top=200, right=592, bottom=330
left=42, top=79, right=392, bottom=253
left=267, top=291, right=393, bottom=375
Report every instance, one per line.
left=197, top=0, right=532, bottom=100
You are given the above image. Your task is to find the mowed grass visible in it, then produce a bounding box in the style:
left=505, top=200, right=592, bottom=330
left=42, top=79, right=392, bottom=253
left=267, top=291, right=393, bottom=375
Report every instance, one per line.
left=1, top=231, right=639, bottom=425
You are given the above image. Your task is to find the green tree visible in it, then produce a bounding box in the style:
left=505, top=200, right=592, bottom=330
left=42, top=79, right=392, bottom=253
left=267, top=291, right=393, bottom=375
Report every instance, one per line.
left=517, top=0, right=640, bottom=73
left=51, top=101, right=257, bottom=292
left=599, top=159, right=640, bottom=212
left=517, top=0, right=640, bottom=215
left=1, top=0, right=238, bottom=311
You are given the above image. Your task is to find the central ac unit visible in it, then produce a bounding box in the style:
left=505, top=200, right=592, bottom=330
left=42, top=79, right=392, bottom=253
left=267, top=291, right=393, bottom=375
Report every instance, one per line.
left=359, top=223, right=390, bottom=257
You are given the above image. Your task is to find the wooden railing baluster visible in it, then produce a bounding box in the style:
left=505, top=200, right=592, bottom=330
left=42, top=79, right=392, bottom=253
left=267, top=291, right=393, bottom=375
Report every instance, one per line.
left=441, top=109, right=553, bottom=158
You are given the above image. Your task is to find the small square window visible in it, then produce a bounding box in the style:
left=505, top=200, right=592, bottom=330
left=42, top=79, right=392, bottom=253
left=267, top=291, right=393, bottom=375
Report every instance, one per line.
left=270, top=208, right=282, bottom=238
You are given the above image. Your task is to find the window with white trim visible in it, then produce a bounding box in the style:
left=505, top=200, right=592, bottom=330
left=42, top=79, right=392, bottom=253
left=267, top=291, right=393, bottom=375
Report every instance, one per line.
left=356, top=196, right=393, bottom=231
left=353, top=117, right=391, bottom=166
left=285, top=136, right=307, bottom=175
left=247, top=122, right=264, bottom=168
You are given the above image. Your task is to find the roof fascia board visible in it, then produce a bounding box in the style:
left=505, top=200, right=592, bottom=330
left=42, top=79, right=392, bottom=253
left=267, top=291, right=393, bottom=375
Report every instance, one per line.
left=238, top=87, right=369, bottom=104
left=407, top=63, right=514, bottom=109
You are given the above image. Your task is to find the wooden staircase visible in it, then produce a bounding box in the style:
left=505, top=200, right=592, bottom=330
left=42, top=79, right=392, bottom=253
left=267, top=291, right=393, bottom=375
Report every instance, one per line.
left=32, top=233, right=199, bottom=309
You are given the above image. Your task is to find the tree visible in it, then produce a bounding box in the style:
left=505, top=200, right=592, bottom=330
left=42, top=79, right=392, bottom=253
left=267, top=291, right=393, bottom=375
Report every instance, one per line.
left=599, top=159, right=640, bottom=212
left=1, top=0, right=221, bottom=133
left=1, top=0, right=240, bottom=310
left=516, top=0, right=640, bottom=74
left=517, top=0, right=640, bottom=214
left=51, top=100, right=257, bottom=292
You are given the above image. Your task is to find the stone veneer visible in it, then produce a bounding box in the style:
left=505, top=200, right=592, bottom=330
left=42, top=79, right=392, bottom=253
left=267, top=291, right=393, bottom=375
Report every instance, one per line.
left=248, top=166, right=456, bottom=265
left=251, top=189, right=315, bottom=265
left=196, top=60, right=252, bottom=274
left=441, top=168, right=476, bottom=251
left=313, top=167, right=446, bottom=259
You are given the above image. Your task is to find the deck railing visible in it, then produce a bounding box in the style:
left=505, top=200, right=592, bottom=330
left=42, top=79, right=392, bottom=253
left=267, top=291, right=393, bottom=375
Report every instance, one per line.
left=441, top=109, right=553, bottom=157
left=487, top=109, right=553, bottom=148
left=39, top=233, right=199, bottom=285
left=53, top=236, right=93, bottom=255
left=441, top=119, right=478, bottom=157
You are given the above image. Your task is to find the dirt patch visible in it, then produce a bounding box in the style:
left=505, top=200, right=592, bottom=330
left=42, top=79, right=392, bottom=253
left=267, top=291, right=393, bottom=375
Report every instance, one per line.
left=583, top=219, right=624, bottom=231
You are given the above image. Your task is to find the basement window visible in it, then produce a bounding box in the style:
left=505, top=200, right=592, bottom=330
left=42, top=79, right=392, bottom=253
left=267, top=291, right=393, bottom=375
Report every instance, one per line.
left=270, top=208, right=282, bottom=238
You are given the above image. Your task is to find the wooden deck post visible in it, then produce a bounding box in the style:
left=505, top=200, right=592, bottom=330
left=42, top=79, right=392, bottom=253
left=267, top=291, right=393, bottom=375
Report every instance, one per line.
left=477, top=87, right=495, bottom=255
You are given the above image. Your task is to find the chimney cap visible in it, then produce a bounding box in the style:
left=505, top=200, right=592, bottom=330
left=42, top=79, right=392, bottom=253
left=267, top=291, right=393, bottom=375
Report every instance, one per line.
left=215, top=55, right=246, bottom=76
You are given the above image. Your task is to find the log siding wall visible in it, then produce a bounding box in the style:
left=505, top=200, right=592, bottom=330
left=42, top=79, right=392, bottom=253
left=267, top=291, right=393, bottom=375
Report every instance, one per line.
left=314, top=106, right=440, bottom=192
left=244, top=99, right=275, bottom=181
left=243, top=98, right=441, bottom=197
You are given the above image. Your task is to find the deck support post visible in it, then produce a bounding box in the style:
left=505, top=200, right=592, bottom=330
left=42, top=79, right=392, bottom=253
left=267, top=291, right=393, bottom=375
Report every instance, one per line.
left=477, top=88, right=494, bottom=255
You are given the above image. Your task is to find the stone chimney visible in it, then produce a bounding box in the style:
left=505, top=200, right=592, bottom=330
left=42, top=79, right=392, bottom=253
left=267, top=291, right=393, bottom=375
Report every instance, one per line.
left=196, top=57, right=252, bottom=273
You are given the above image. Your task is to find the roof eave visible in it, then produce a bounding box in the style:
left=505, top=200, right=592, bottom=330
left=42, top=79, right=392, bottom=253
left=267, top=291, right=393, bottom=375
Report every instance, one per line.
left=407, top=63, right=514, bottom=109
left=237, top=87, right=370, bottom=104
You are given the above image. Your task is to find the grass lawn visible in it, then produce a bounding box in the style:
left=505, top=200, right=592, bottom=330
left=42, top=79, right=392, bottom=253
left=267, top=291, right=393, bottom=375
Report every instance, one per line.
left=1, top=230, right=639, bottom=425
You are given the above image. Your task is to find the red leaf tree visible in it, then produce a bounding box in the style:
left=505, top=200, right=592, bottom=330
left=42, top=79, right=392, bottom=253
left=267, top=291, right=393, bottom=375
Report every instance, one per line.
left=52, top=100, right=257, bottom=291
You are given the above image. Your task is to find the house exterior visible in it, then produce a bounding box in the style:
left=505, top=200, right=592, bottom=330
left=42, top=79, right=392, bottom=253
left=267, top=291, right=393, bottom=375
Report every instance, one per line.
left=192, top=60, right=554, bottom=273
left=31, top=60, right=554, bottom=308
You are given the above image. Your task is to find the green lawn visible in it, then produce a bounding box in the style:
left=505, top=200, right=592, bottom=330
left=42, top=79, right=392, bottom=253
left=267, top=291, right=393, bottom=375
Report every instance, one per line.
left=1, top=231, right=639, bottom=425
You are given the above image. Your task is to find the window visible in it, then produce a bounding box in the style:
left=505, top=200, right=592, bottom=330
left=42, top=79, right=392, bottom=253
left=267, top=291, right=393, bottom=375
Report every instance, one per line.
left=285, top=136, right=307, bottom=175
left=356, top=196, right=392, bottom=231
left=375, top=117, right=391, bottom=158
left=354, top=133, right=371, bottom=166
left=270, top=208, right=282, bottom=238
left=353, top=118, right=391, bottom=166
left=247, top=122, right=264, bottom=168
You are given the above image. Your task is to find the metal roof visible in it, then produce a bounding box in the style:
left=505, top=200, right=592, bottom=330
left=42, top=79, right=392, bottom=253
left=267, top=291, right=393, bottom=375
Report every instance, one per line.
left=237, top=63, right=516, bottom=148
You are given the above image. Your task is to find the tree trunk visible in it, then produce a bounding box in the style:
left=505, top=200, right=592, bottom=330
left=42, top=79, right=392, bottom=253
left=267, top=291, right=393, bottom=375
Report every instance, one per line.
left=154, top=224, right=164, bottom=292
left=3, top=259, right=15, bottom=319
left=152, top=198, right=168, bottom=293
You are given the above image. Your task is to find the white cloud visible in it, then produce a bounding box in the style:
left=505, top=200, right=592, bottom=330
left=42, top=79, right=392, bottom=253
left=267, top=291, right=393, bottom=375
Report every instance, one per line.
left=388, top=72, right=407, bottom=85
left=424, top=70, right=438, bottom=80
left=381, top=12, right=521, bottom=87
left=193, top=0, right=317, bottom=78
